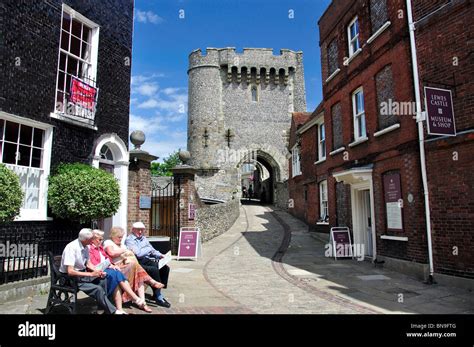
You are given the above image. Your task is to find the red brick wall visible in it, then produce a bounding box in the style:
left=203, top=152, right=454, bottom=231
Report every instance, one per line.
left=128, top=160, right=152, bottom=234
left=414, top=0, right=474, bottom=277
left=291, top=0, right=428, bottom=261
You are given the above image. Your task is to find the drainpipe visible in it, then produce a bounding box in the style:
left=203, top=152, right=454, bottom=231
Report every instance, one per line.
left=406, top=0, right=435, bottom=283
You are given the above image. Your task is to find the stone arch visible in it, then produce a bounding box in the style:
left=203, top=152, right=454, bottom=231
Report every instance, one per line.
left=236, top=147, right=287, bottom=204
left=91, top=133, right=129, bottom=234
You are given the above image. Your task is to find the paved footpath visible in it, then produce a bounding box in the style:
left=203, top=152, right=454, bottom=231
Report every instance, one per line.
left=1, top=202, right=473, bottom=314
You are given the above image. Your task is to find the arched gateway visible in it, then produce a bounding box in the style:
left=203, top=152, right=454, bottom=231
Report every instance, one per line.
left=187, top=48, right=306, bottom=207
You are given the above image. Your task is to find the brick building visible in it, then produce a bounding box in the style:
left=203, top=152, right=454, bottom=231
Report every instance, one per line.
left=289, top=0, right=473, bottom=281
left=0, top=1, right=134, bottom=243
left=412, top=0, right=473, bottom=279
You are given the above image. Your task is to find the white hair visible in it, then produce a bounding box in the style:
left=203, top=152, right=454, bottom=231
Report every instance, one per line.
left=78, top=228, right=94, bottom=241
left=92, top=229, right=105, bottom=238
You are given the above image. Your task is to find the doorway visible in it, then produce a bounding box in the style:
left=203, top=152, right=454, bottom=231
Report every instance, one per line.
left=352, top=187, right=374, bottom=258
left=333, top=168, right=377, bottom=260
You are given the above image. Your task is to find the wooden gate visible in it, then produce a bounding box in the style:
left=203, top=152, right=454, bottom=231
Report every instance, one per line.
left=150, top=176, right=181, bottom=254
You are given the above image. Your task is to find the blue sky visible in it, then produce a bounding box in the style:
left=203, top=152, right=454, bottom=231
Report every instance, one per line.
left=130, top=0, right=332, bottom=161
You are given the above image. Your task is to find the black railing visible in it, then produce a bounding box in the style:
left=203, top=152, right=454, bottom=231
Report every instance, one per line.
left=56, top=73, right=98, bottom=125
left=0, top=229, right=77, bottom=285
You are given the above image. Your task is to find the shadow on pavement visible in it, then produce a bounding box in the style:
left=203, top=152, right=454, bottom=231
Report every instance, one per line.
left=240, top=205, right=474, bottom=314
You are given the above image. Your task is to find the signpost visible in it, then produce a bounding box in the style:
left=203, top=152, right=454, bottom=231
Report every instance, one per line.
left=383, top=173, right=403, bottom=231
left=424, top=87, right=456, bottom=136
left=177, top=227, right=201, bottom=260
left=329, top=227, right=353, bottom=260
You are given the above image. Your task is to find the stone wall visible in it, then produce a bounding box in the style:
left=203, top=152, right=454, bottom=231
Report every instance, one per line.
left=196, top=199, right=240, bottom=242
left=187, top=48, right=307, bottom=202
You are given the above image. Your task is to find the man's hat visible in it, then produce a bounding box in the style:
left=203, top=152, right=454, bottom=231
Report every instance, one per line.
left=132, top=221, right=146, bottom=229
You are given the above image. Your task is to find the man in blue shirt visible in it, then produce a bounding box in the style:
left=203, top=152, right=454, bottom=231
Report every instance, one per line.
left=125, top=222, right=171, bottom=308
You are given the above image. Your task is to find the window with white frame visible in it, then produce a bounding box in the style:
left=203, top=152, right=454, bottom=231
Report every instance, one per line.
left=0, top=115, right=52, bottom=220
left=319, top=180, right=328, bottom=221
left=291, top=145, right=301, bottom=177
left=318, top=123, right=326, bottom=161
left=54, top=5, right=99, bottom=123
left=352, top=88, right=367, bottom=140
left=348, top=17, right=360, bottom=57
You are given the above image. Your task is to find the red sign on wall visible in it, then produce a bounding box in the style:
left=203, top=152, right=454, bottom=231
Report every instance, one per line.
left=424, top=87, right=456, bottom=136
left=70, top=77, right=98, bottom=111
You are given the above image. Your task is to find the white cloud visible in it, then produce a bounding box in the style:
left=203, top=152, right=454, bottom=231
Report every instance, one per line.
left=131, top=73, right=164, bottom=86
left=140, top=138, right=187, bottom=163
left=137, top=98, right=160, bottom=109
left=137, top=91, right=187, bottom=113
left=135, top=82, right=159, bottom=97
left=129, top=114, right=167, bottom=133
left=163, top=87, right=181, bottom=95
left=135, top=10, right=164, bottom=24
left=157, top=113, right=186, bottom=123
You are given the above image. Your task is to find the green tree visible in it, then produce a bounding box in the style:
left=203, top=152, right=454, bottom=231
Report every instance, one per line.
left=48, top=163, right=120, bottom=223
left=0, top=164, right=24, bottom=223
left=151, top=151, right=182, bottom=176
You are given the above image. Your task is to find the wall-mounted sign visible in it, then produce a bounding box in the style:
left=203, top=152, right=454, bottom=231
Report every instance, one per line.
left=424, top=87, right=456, bottom=136
left=383, top=173, right=403, bottom=231
left=70, top=77, right=98, bottom=111
left=139, top=195, right=151, bottom=209
left=177, top=227, right=201, bottom=260
left=188, top=203, right=196, bottom=220
left=329, top=227, right=353, bottom=260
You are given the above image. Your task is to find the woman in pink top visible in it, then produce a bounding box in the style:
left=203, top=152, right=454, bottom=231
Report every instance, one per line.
left=89, top=230, right=146, bottom=313
left=104, top=227, right=164, bottom=313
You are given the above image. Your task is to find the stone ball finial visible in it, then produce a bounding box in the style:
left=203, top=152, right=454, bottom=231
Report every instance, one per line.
left=179, top=150, right=191, bottom=164
left=130, top=130, right=145, bottom=149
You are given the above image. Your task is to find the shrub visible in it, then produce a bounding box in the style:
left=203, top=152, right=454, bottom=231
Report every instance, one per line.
left=0, top=164, right=24, bottom=223
left=48, top=163, right=120, bottom=223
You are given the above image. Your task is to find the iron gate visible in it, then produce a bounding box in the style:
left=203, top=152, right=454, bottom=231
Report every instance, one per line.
left=150, top=176, right=181, bottom=254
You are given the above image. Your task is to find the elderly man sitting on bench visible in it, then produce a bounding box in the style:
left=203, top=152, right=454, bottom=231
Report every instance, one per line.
left=60, top=228, right=122, bottom=314
left=126, top=222, right=171, bottom=308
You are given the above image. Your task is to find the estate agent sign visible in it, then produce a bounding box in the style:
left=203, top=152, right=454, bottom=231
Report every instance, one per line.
left=383, top=173, right=403, bottom=231
left=424, top=87, right=456, bottom=136
left=70, top=77, right=98, bottom=111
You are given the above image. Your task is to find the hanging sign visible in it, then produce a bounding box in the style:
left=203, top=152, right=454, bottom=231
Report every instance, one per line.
left=424, top=87, right=456, bottom=136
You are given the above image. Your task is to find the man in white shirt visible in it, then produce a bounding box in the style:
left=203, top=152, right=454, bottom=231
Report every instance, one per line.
left=60, top=228, right=119, bottom=314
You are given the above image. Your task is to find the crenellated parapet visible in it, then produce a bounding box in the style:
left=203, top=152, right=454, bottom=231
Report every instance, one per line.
left=188, top=47, right=303, bottom=86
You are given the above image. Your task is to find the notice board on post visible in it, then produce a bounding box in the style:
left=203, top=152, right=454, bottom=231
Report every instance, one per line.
left=177, top=227, right=201, bottom=260
left=329, top=227, right=353, bottom=260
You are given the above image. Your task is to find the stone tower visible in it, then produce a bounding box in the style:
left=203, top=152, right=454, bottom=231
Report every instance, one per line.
left=187, top=47, right=306, bottom=205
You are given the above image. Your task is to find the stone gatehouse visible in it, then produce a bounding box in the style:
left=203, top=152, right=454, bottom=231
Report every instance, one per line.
left=187, top=48, right=306, bottom=206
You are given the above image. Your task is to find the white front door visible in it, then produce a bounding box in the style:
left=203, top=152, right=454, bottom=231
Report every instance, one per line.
left=362, top=190, right=373, bottom=257
left=351, top=187, right=374, bottom=258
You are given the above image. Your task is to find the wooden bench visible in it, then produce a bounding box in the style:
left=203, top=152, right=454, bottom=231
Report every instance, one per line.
left=45, top=252, right=79, bottom=314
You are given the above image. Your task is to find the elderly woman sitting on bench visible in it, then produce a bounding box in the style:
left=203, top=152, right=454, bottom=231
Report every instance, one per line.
left=60, top=229, right=120, bottom=314
left=88, top=229, right=148, bottom=314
